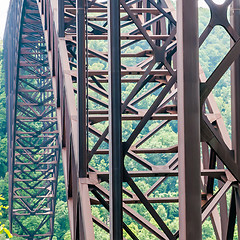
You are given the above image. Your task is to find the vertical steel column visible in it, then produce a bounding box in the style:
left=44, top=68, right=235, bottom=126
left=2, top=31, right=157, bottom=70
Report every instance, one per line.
left=58, top=0, right=64, bottom=37
left=177, top=0, right=202, bottom=239
left=231, top=1, right=240, bottom=167
left=108, top=0, right=123, bottom=238
left=231, top=0, right=240, bottom=235
left=7, top=20, right=13, bottom=234
left=77, top=0, right=87, bottom=178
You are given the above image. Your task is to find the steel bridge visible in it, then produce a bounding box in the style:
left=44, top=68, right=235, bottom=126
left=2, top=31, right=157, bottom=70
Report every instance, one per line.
left=3, top=0, right=240, bottom=239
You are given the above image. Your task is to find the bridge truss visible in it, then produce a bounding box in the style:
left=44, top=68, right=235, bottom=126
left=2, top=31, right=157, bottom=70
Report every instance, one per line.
left=4, top=0, right=240, bottom=239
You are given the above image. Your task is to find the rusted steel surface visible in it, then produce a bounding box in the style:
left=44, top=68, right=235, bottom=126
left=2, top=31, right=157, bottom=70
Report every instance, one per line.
left=4, top=0, right=240, bottom=239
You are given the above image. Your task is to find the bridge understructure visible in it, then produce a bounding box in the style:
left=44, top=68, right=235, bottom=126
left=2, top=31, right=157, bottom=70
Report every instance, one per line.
left=4, top=0, right=240, bottom=239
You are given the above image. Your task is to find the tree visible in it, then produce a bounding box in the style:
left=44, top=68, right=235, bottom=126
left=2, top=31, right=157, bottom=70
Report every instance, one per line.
left=0, top=195, right=12, bottom=239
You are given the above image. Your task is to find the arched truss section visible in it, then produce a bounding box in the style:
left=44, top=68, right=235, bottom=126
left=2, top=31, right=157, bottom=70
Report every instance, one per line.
left=4, top=0, right=240, bottom=239
left=4, top=0, right=60, bottom=239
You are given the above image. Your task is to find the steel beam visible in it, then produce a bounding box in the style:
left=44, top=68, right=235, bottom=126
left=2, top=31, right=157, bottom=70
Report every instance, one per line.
left=231, top=0, right=240, bottom=236
left=77, top=0, right=87, bottom=178
left=108, top=0, right=123, bottom=238
left=231, top=0, right=240, bottom=169
left=58, top=0, right=64, bottom=37
left=177, top=0, right=202, bottom=239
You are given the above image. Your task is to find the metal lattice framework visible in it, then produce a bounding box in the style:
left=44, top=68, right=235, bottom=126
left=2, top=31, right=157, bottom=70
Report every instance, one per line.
left=4, top=0, right=59, bottom=238
left=4, top=0, right=240, bottom=239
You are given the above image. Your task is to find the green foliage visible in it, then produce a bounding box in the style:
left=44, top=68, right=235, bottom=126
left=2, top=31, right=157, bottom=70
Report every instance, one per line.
left=0, top=195, right=12, bottom=239
left=53, top=201, right=70, bottom=239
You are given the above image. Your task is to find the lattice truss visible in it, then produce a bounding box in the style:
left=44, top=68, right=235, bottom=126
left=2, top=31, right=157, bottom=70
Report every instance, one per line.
left=5, top=0, right=60, bottom=239
left=4, top=0, right=240, bottom=239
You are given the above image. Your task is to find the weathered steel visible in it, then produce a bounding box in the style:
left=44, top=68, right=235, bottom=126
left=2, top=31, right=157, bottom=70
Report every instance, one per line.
left=4, top=0, right=240, bottom=239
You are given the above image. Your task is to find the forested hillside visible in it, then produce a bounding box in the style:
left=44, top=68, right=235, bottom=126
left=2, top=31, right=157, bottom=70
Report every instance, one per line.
left=0, top=7, right=236, bottom=239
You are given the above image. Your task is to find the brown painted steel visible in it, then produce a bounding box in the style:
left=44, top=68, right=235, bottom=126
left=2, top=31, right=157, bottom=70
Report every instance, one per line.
left=4, top=0, right=240, bottom=239
left=4, top=0, right=60, bottom=238
left=177, top=0, right=201, bottom=238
